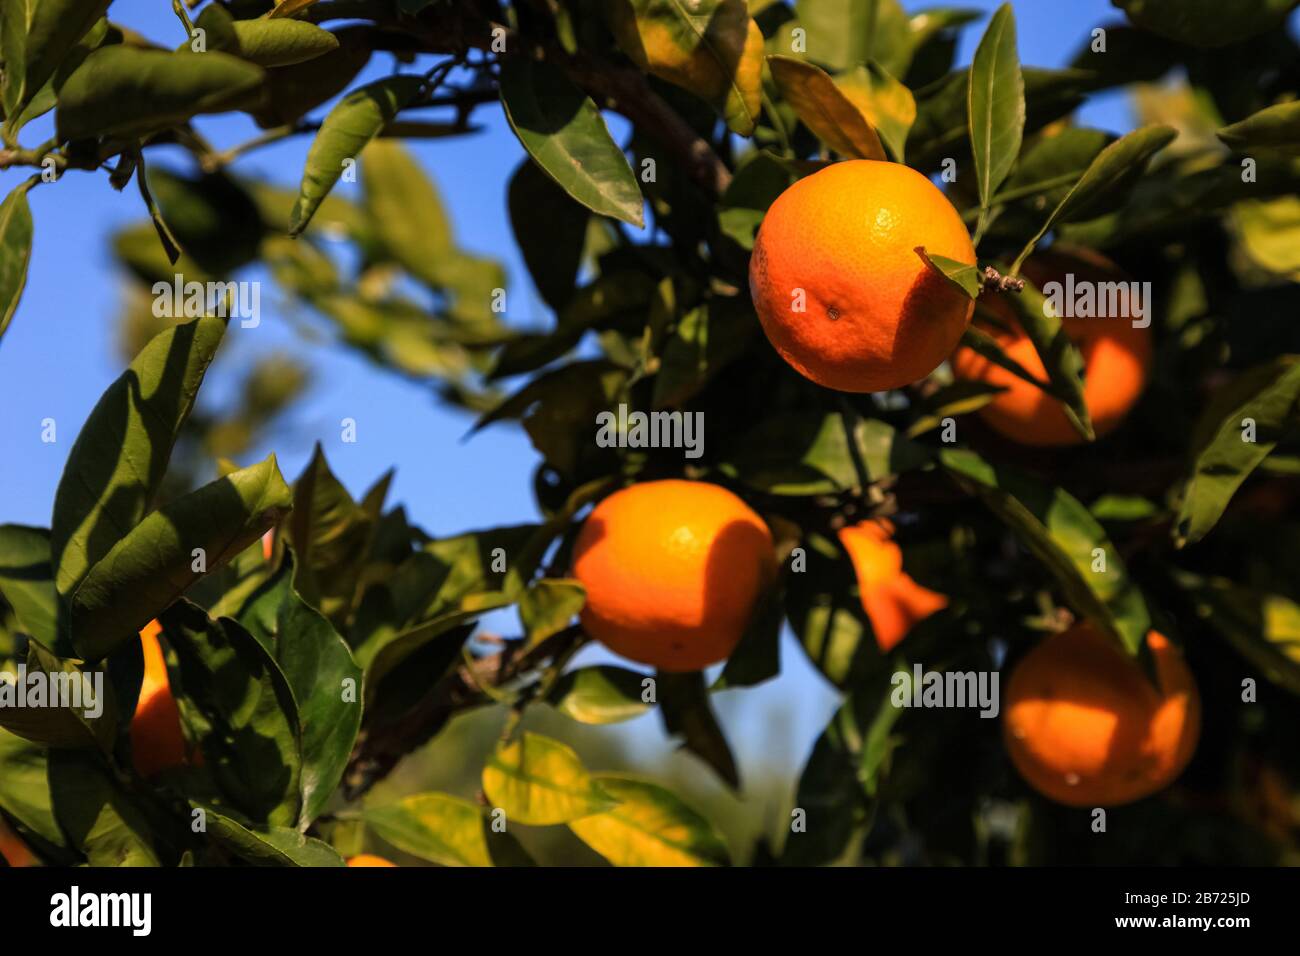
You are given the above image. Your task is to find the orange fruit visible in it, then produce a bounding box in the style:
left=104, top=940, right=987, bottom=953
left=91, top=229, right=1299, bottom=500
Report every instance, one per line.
left=572, top=480, right=775, bottom=671
left=951, top=251, right=1153, bottom=446
left=838, top=518, right=947, bottom=652
left=749, top=159, right=976, bottom=393
left=1003, top=624, right=1200, bottom=807
left=347, top=854, right=397, bottom=867
left=0, top=817, right=36, bottom=867
left=131, top=619, right=190, bottom=778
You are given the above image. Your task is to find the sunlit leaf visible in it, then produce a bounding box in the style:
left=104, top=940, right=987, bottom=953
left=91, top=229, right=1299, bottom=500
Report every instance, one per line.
left=569, top=775, right=730, bottom=866
left=481, top=732, right=613, bottom=825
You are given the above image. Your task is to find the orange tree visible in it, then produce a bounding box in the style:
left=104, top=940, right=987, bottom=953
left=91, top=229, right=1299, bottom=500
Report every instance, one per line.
left=2, top=0, right=1300, bottom=867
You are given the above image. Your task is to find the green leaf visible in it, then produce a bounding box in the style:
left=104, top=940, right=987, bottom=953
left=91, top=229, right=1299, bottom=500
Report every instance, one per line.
left=0, top=639, right=116, bottom=750
left=958, top=324, right=1044, bottom=389
left=48, top=749, right=159, bottom=866
left=0, top=0, right=110, bottom=135
left=1180, top=574, right=1300, bottom=695
left=607, top=0, right=763, bottom=135
left=268, top=0, right=326, bottom=19
left=55, top=45, right=265, bottom=142
left=198, top=8, right=341, bottom=68
left=50, top=316, right=226, bottom=612
left=161, top=601, right=302, bottom=826
left=918, top=248, right=982, bottom=300
left=202, top=805, right=344, bottom=866
left=834, top=62, right=916, bottom=162
left=1218, top=100, right=1300, bottom=155
left=793, top=0, right=912, bottom=76
left=547, top=666, right=652, bottom=724
left=1000, top=278, right=1093, bottom=441
left=1114, top=0, right=1299, bottom=49
left=236, top=556, right=362, bottom=825
left=1010, top=125, right=1177, bottom=273
left=0, top=728, right=65, bottom=850
left=906, top=379, right=1005, bottom=438
left=652, top=297, right=754, bottom=409
left=507, top=158, right=590, bottom=310
left=940, top=448, right=1150, bottom=654
left=481, top=731, right=614, bottom=826
left=0, top=525, right=56, bottom=646
left=67, top=455, right=293, bottom=661
left=721, top=412, right=932, bottom=496
left=1174, top=357, right=1300, bottom=547
left=498, top=57, right=644, bottom=228
left=361, top=608, right=484, bottom=708
left=656, top=670, right=739, bottom=788
left=288, top=74, right=425, bottom=236
left=569, top=774, right=730, bottom=866
left=781, top=669, right=901, bottom=865
left=363, top=793, right=493, bottom=867
left=767, top=55, right=886, bottom=160
left=519, top=578, right=585, bottom=648
left=0, top=180, right=34, bottom=346
left=967, top=2, right=1024, bottom=212
left=712, top=583, right=783, bottom=690
left=250, top=24, right=373, bottom=129
left=996, top=126, right=1113, bottom=207
left=360, top=138, right=455, bottom=289
left=290, top=444, right=373, bottom=626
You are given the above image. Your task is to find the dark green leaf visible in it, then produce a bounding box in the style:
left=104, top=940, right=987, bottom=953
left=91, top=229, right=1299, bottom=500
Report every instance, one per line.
left=498, top=57, right=644, bottom=227
left=236, top=556, right=362, bottom=825
left=793, top=0, right=912, bottom=76
left=290, top=444, right=373, bottom=626
left=1000, top=278, right=1093, bottom=441
left=68, top=455, right=293, bottom=661
left=202, top=804, right=344, bottom=865
left=940, top=448, right=1150, bottom=654
left=918, top=248, right=982, bottom=300
left=161, top=601, right=302, bottom=826
left=1174, top=357, right=1300, bottom=547
left=0, top=639, right=116, bottom=750
left=1180, top=574, right=1300, bottom=694
left=1114, top=0, right=1299, bottom=49
left=656, top=670, right=739, bottom=789
left=1, top=0, right=110, bottom=135
left=507, top=158, right=590, bottom=310
left=0, top=728, right=65, bottom=850
left=0, top=180, right=34, bottom=346
left=0, top=524, right=56, bottom=645
left=50, top=316, right=226, bottom=611
left=49, top=749, right=160, bottom=866
left=1010, top=125, right=1177, bottom=272
left=56, top=45, right=265, bottom=141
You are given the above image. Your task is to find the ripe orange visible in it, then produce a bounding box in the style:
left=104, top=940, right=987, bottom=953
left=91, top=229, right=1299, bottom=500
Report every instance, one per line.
left=1003, top=624, right=1200, bottom=807
left=838, top=518, right=947, bottom=652
left=347, top=854, right=397, bottom=867
left=572, top=480, right=775, bottom=672
left=749, top=159, right=976, bottom=393
left=131, top=619, right=190, bottom=778
left=0, top=817, right=36, bottom=867
left=951, top=251, right=1153, bottom=446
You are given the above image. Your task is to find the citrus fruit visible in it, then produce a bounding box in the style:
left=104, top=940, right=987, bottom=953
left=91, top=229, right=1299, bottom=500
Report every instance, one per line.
left=0, top=817, right=36, bottom=867
left=1003, top=624, right=1200, bottom=807
left=131, top=619, right=190, bottom=778
left=347, top=854, right=397, bottom=867
left=951, top=250, right=1153, bottom=446
left=749, top=159, right=976, bottom=393
left=838, top=518, right=947, bottom=652
left=572, top=479, right=775, bottom=671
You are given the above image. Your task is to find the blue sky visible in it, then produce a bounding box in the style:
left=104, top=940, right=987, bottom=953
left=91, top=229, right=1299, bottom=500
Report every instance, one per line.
left=0, top=0, right=1138, bottom=804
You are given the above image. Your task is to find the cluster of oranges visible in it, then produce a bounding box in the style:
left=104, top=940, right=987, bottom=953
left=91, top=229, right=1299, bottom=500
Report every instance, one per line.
left=569, top=160, right=1195, bottom=810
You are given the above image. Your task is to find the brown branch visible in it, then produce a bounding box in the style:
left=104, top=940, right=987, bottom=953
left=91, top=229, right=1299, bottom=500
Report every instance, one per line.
left=340, top=624, right=583, bottom=801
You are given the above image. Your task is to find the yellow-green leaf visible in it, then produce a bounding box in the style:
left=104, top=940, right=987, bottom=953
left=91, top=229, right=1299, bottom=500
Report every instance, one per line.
left=0, top=180, right=34, bottom=346
left=835, top=62, right=916, bottom=162
left=767, top=55, right=886, bottom=160
left=568, top=775, right=729, bottom=866
left=363, top=793, right=492, bottom=867
left=481, top=732, right=614, bottom=825
left=609, top=0, right=763, bottom=136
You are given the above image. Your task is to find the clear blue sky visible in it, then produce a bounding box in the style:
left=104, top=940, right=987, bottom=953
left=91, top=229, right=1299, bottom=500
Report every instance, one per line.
left=0, top=0, right=1135, bottom=803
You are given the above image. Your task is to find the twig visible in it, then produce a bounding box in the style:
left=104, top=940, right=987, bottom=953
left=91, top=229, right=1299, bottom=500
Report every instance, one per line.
left=980, top=266, right=1025, bottom=294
